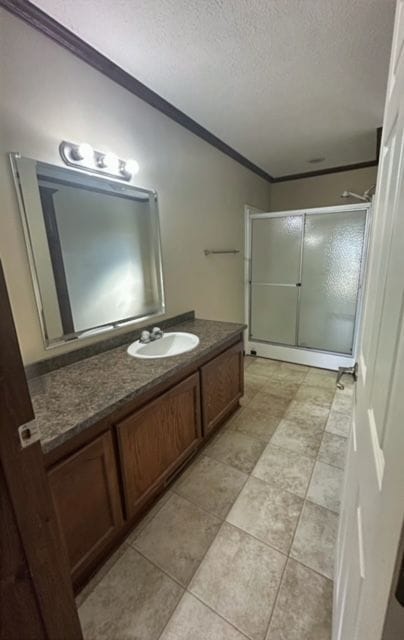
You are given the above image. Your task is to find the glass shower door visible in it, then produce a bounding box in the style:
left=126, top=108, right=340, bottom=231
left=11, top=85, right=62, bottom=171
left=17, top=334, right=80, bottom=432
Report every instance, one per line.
left=297, top=210, right=367, bottom=354
left=250, top=215, right=303, bottom=345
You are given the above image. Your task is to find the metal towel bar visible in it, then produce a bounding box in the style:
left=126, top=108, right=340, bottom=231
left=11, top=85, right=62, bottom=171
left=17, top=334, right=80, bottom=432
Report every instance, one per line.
left=203, top=249, right=240, bottom=256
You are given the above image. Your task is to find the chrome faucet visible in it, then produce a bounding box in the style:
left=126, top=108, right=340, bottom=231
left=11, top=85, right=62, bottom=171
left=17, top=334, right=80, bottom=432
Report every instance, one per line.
left=139, top=327, right=164, bottom=343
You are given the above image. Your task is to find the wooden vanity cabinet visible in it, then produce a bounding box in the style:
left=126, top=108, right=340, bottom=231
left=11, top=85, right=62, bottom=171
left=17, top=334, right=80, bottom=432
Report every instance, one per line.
left=46, top=339, right=243, bottom=589
left=116, top=372, right=201, bottom=518
left=200, top=340, right=244, bottom=435
left=47, top=431, right=123, bottom=586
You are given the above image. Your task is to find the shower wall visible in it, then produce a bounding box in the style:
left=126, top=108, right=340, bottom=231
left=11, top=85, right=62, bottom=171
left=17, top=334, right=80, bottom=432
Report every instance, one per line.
left=270, top=166, right=378, bottom=211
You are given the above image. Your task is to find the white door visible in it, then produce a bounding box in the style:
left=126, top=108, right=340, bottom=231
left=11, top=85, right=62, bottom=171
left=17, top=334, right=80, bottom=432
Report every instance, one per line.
left=334, top=2, right=404, bottom=639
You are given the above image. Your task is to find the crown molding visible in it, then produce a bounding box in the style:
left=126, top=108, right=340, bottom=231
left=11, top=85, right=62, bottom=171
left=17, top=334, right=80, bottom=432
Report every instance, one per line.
left=1, top=0, right=274, bottom=183
left=273, top=126, right=382, bottom=182
left=1, top=0, right=381, bottom=184
left=272, top=158, right=378, bottom=183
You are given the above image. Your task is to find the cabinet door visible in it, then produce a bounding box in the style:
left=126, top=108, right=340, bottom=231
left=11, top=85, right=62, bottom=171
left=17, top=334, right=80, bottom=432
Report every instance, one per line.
left=117, top=373, right=201, bottom=518
left=48, top=431, right=123, bottom=585
left=201, top=341, right=244, bottom=435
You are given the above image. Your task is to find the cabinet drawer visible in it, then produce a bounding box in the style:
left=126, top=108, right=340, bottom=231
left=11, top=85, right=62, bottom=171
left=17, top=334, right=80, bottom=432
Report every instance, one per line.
left=116, top=372, right=201, bottom=518
left=48, top=431, right=123, bottom=585
left=201, top=341, right=244, bottom=435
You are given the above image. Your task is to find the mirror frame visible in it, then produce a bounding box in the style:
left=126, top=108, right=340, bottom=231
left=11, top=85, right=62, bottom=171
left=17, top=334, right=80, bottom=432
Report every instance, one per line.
left=9, top=152, right=166, bottom=349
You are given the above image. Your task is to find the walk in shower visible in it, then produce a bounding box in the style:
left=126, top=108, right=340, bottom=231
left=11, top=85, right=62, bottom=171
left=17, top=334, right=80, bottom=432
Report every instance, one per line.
left=244, top=203, right=371, bottom=370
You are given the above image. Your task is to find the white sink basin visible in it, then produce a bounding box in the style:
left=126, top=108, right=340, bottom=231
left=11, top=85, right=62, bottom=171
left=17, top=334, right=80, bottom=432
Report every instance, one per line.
left=127, top=332, right=199, bottom=359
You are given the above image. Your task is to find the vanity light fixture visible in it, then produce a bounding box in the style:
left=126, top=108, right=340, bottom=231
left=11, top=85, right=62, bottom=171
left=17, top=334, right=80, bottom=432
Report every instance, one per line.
left=100, top=151, right=119, bottom=172
left=59, top=140, right=139, bottom=181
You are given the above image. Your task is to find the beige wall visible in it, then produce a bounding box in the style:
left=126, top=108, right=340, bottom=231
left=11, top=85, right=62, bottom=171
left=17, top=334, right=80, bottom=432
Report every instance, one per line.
left=0, top=10, right=270, bottom=364
left=270, top=166, right=378, bottom=211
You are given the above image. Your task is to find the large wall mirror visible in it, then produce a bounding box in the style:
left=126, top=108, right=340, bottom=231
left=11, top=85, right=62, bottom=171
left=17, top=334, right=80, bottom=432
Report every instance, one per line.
left=10, top=154, right=165, bottom=348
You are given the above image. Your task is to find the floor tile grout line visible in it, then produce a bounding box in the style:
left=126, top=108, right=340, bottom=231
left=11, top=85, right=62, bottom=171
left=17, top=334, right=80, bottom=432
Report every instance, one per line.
left=281, top=389, right=345, bottom=579
left=129, top=542, right=190, bottom=590
left=75, top=542, right=131, bottom=608
left=170, top=470, right=249, bottom=522
left=247, top=466, right=313, bottom=502
left=126, top=491, right=175, bottom=546
left=316, top=455, right=347, bottom=472
left=254, top=440, right=319, bottom=464
left=261, top=550, right=289, bottom=640
left=153, top=582, right=187, bottom=640
left=285, top=438, right=321, bottom=556
left=306, top=495, right=339, bottom=515
left=198, top=445, right=263, bottom=477
left=129, top=499, right=225, bottom=590
left=222, top=517, right=295, bottom=560
left=130, top=499, right=270, bottom=596
left=179, top=590, right=253, bottom=640
left=185, top=519, right=290, bottom=640
left=287, top=555, right=335, bottom=583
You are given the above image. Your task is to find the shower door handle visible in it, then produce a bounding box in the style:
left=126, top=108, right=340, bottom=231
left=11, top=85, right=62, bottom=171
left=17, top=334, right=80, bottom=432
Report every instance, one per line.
left=296, top=283, right=302, bottom=287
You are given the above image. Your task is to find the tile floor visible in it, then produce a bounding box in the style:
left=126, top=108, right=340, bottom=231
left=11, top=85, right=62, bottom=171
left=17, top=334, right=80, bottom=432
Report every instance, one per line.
left=78, top=356, right=354, bottom=640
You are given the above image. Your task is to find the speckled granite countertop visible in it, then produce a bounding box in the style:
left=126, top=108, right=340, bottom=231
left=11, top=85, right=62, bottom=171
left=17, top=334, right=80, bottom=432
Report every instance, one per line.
left=29, top=318, right=245, bottom=454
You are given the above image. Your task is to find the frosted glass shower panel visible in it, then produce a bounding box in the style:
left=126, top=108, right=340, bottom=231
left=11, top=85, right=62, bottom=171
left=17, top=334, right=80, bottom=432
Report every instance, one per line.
left=250, top=284, right=298, bottom=345
left=298, top=210, right=366, bottom=354
left=251, top=216, right=303, bottom=283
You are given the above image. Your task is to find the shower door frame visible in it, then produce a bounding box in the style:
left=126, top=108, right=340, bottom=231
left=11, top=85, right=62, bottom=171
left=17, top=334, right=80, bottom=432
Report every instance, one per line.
left=244, top=202, right=372, bottom=370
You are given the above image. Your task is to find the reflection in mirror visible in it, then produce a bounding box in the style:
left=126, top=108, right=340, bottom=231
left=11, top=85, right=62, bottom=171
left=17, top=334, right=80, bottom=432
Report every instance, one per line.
left=10, top=154, right=165, bottom=348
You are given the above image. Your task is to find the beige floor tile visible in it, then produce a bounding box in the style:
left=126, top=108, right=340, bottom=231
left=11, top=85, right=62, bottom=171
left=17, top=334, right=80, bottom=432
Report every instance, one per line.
left=252, top=444, right=314, bottom=498
left=241, top=372, right=268, bottom=407
left=270, top=419, right=323, bottom=459
left=126, top=490, right=173, bottom=545
left=240, top=392, right=255, bottom=407
left=79, top=547, right=183, bottom=640
left=279, top=362, right=309, bottom=373
left=244, top=356, right=255, bottom=370
left=173, top=455, right=247, bottom=519
left=331, top=389, right=353, bottom=414
left=204, top=430, right=265, bottom=473
left=248, top=392, right=291, bottom=416
left=133, top=493, right=220, bottom=586
left=262, top=379, right=301, bottom=399
left=307, top=461, right=343, bottom=513
left=318, top=432, right=347, bottom=469
left=76, top=542, right=130, bottom=608
left=295, top=385, right=335, bottom=408
left=160, top=593, right=247, bottom=640
left=222, top=405, right=244, bottom=428
left=271, top=364, right=308, bottom=384
left=244, top=371, right=269, bottom=386
left=190, top=523, right=286, bottom=640
left=290, top=502, right=337, bottom=579
left=247, top=359, right=281, bottom=377
left=241, top=378, right=265, bottom=406
left=304, top=369, right=337, bottom=389
left=266, top=559, right=332, bottom=640
left=325, top=409, right=351, bottom=437
left=226, top=476, right=303, bottom=554
left=229, top=407, right=281, bottom=443
left=284, top=400, right=330, bottom=429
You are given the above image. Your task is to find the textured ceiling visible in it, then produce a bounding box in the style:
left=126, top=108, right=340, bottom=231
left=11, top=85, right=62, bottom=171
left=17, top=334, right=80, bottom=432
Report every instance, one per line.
left=31, top=0, right=395, bottom=177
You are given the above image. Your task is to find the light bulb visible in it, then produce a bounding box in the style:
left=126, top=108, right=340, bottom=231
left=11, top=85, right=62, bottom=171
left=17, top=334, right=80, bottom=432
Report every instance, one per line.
left=102, top=152, right=119, bottom=172
left=123, top=159, right=139, bottom=177
left=77, top=142, right=94, bottom=161
left=70, top=142, right=94, bottom=162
